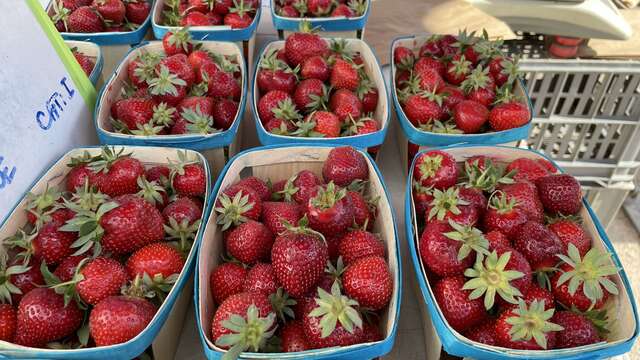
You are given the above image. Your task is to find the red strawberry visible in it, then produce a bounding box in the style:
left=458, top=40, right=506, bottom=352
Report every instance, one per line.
left=552, top=311, right=600, bottom=348
left=412, top=181, right=433, bottom=217
left=236, top=176, right=271, bottom=201
left=445, top=54, right=472, bottom=85
left=162, top=28, right=193, bottom=56
left=181, top=11, right=211, bottom=26
left=92, top=0, right=125, bottom=23
left=506, top=158, right=549, bottom=183
left=343, top=256, right=392, bottom=310
left=171, top=161, right=206, bottom=197
left=223, top=0, right=254, bottom=29
left=215, top=185, right=262, bottom=230
left=485, top=230, right=511, bottom=250
left=513, top=221, right=564, bottom=271
left=76, top=257, right=127, bottom=305
left=438, top=85, right=465, bottom=114
left=187, top=50, right=212, bottom=74
left=187, top=0, right=209, bottom=13
left=68, top=6, right=104, bottom=33
left=54, top=255, right=87, bottom=282
left=210, top=263, right=247, bottom=305
left=92, top=150, right=145, bottom=197
left=257, top=54, right=297, bottom=94
left=90, top=295, right=156, bottom=346
left=419, top=221, right=482, bottom=277
left=495, top=300, right=561, bottom=350
left=489, top=101, right=530, bottom=131
left=113, top=97, right=155, bottom=130
left=536, top=174, right=582, bottom=215
left=277, top=170, right=321, bottom=205
left=413, top=150, right=457, bottom=189
left=279, top=5, right=300, bottom=17
left=416, top=68, right=445, bottom=92
left=208, top=71, right=241, bottom=101
left=243, top=263, right=278, bottom=295
left=125, top=0, right=151, bottom=23
left=548, top=219, right=591, bottom=257
left=433, top=276, right=486, bottom=332
left=14, top=288, right=82, bottom=347
left=226, top=221, right=274, bottom=264
left=414, top=57, right=446, bottom=77
left=402, top=92, right=444, bottom=127
left=331, top=58, right=360, bottom=91
left=213, top=98, right=239, bottom=130
left=126, top=242, right=185, bottom=280
left=464, top=319, right=498, bottom=346
left=549, top=43, right=578, bottom=59
left=0, top=304, right=16, bottom=342
left=488, top=56, right=518, bottom=87
left=461, top=66, right=495, bottom=106
left=32, top=220, right=76, bottom=266
left=322, top=146, right=369, bottom=187
left=393, top=46, right=415, bottom=70
left=281, top=320, right=310, bottom=352
left=301, top=56, right=329, bottom=81
left=162, top=196, right=202, bottom=225
left=503, top=284, right=555, bottom=312
left=213, top=0, right=233, bottom=14
left=482, top=191, right=528, bottom=238
left=6, top=259, right=45, bottom=305
left=339, top=230, right=385, bottom=265
left=498, top=181, right=544, bottom=223
left=211, top=292, right=275, bottom=350
left=258, top=90, right=296, bottom=124
left=66, top=162, right=98, bottom=192
left=73, top=52, right=95, bottom=76
left=453, top=100, right=488, bottom=133
left=329, top=89, right=362, bottom=122
left=294, top=79, right=325, bottom=111
left=261, top=201, right=303, bottom=235
left=299, top=111, right=341, bottom=138
left=307, top=0, right=331, bottom=15
left=347, top=190, right=375, bottom=230
left=418, top=35, right=443, bottom=58
left=284, top=22, right=328, bottom=66
left=179, top=96, right=214, bottom=116
left=271, top=221, right=328, bottom=297
left=426, top=187, right=479, bottom=226
left=491, top=245, right=533, bottom=299
left=356, top=79, right=378, bottom=114
left=537, top=158, right=558, bottom=173
left=306, top=183, right=354, bottom=235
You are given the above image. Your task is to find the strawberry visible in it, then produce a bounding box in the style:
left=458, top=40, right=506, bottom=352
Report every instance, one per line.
left=170, top=156, right=206, bottom=196
left=343, top=256, right=392, bottom=310
left=306, top=182, right=354, bottom=235
left=331, top=58, right=360, bottom=91
left=536, top=174, right=582, bottom=215
left=412, top=181, right=433, bottom=217
left=226, top=221, right=274, bottom=264
left=301, top=56, right=329, bottom=81
left=112, top=97, right=155, bottom=130
left=506, top=158, right=549, bottom=183
left=14, top=288, right=82, bottom=347
left=281, top=320, right=310, bottom=352
left=5, top=259, right=44, bottom=305
left=433, top=276, right=486, bottom=332
left=402, top=92, right=444, bottom=127
left=212, top=99, right=238, bottom=130
left=419, top=35, right=443, bottom=58
left=461, top=66, right=495, bottom=106
left=414, top=56, right=446, bottom=78
left=464, top=319, right=499, bottom=346
left=224, top=0, right=254, bottom=29
left=393, top=46, right=415, bottom=70
left=413, top=150, right=457, bottom=189
left=548, top=219, right=591, bottom=256
left=271, top=219, right=328, bottom=297
left=488, top=56, right=519, bottom=87
left=322, top=146, right=369, bottom=187
left=284, top=21, right=328, bottom=66
left=125, top=0, right=151, bottom=24
left=54, top=255, right=87, bottom=282
left=445, top=54, right=472, bottom=85
left=485, top=230, right=511, bottom=250
left=211, top=292, right=276, bottom=352
left=68, top=6, right=104, bottom=33
left=92, top=0, right=125, bottom=23
left=513, top=221, right=564, bottom=271
left=537, top=158, right=558, bottom=174
left=208, top=70, right=241, bottom=100
left=329, top=88, right=362, bottom=122
left=453, top=100, right=488, bottom=133
left=294, top=79, right=326, bottom=111
left=181, top=11, right=211, bottom=26
left=73, top=51, right=95, bottom=76
left=420, top=221, right=486, bottom=277
left=179, top=96, right=213, bottom=116
left=503, top=284, right=555, bottom=312
left=126, top=242, right=185, bottom=281
left=416, top=68, right=445, bottom=92
left=0, top=304, right=16, bottom=342
left=215, top=185, right=261, bottom=230
left=426, top=187, right=479, bottom=226
left=257, top=51, right=297, bottom=94
left=347, top=190, right=375, bottom=230
left=307, top=0, right=331, bottom=15
left=552, top=244, right=618, bottom=311
left=296, top=111, right=340, bottom=138
left=261, top=201, right=303, bottom=235
left=90, top=295, right=156, bottom=346
left=187, top=0, right=209, bottom=13
left=213, top=0, right=233, bottom=14
left=146, top=165, right=170, bottom=185
left=258, top=90, right=298, bottom=124
left=552, top=311, right=600, bottom=348
left=23, top=186, right=63, bottom=227
left=210, top=263, right=247, bottom=305
left=549, top=43, right=578, bottom=59
left=303, top=282, right=364, bottom=348
left=482, top=191, right=528, bottom=238
left=162, top=28, right=193, bottom=56
left=243, top=263, right=278, bottom=295
left=128, top=52, right=161, bottom=89
left=77, top=256, right=128, bottom=305
left=31, top=219, right=77, bottom=266
left=236, top=176, right=271, bottom=201
left=438, top=85, right=465, bottom=115
left=495, top=300, right=562, bottom=349
left=361, top=322, right=383, bottom=343
left=279, top=5, right=300, bottom=17
left=356, top=79, right=378, bottom=114
left=489, top=101, right=530, bottom=131
left=498, top=181, right=544, bottom=223
left=491, top=245, right=533, bottom=300
left=276, top=170, right=321, bottom=204
left=339, top=230, right=385, bottom=265
left=162, top=196, right=202, bottom=225
left=187, top=50, right=213, bottom=74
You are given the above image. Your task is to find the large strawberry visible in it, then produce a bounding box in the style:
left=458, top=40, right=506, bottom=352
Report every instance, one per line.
left=433, top=276, right=486, bottom=332
left=75, top=256, right=128, bottom=305
left=92, top=0, right=125, bottom=23
left=536, top=174, right=582, bottom=215
left=301, top=55, right=329, bottom=82
left=67, top=6, right=104, bottom=33
left=261, top=201, right=303, bottom=235
left=489, top=100, right=530, bottom=131
left=258, top=90, right=300, bottom=125
left=513, top=221, right=563, bottom=271
left=552, top=311, right=600, bottom=348
left=482, top=191, right=528, bottom=238
left=453, top=100, right=488, bottom=133
left=126, top=242, right=185, bottom=283
left=90, top=147, right=145, bottom=197
left=548, top=219, right=591, bottom=257
left=242, top=263, right=278, bottom=295
left=419, top=221, right=486, bottom=277
left=402, top=92, right=444, bottom=127
left=284, top=21, right=328, bottom=66
left=210, top=262, right=247, bottom=305
left=343, top=256, right=392, bottom=310
left=271, top=219, right=328, bottom=297
left=169, top=153, right=206, bottom=196
left=125, top=0, right=151, bottom=23
left=293, top=79, right=325, bottom=112
left=495, top=300, right=562, bottom=350
left=331, top=58, right=360, bottom=91
left=322, top=146, right=369, bottom=187
left=226, top=221, right=274, bottom=264
left=412, top=150, right=457, bottom=189
left=306, top=182, right=354, bottom=235
left=338, top=230, right=385, bottom=265
left=329, top=89, right=362, bottom=122
left=89, top=295, right=157, bottom=346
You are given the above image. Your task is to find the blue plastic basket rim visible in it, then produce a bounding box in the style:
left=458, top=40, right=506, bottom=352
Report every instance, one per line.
left=251, top=39, right=391, bottom=146
left=405, top=144, right=640, bottom=359
left=94, top=40, right=246, bottom=145
left=0, top=145, right=212, bottom=356
left=269, top=0, right=369, bottom=23
left=193, top=143, right=402, bottom=359
left=389, top=34, right=534, bottom=142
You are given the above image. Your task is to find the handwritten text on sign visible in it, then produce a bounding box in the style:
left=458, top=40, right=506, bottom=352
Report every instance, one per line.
left=35, top=77, right=75, bottom=130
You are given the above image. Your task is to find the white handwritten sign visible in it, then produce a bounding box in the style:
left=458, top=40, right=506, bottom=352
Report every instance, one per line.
left=0, top=1, right=97, bottom=223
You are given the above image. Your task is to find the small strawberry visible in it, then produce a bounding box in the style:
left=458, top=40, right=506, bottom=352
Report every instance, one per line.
left=307, top=0, right=331, bottom=15
left=503, top=284, right=555, bottom=312
left=213, top=98, right=239, bottom=130
left=412, top=150, right=457, bottom=189
left=461, top=66, right=495, bottom=106
left=488, top=56, right=520, bottom=87
left=224, top=0, right=255, bottom=29
left=284, top=21, right=328, bottom=67
left=208, top=70, right=241, bottom=100
left=210, top=263, right=247, bottom=305
left=0, top=304, right=16, bottom=342
left=513, top=221, right=564, bottom=271
left=536, top=174, right=582, bottom=215
left=495, top=299, right=562, bottom=349
left=277, top=170, right=322, bottom=205
left=242, top=263, right=278, bottom=295
left=329, top=88, right=362, bottom=122
left=426, top=187, right=479, bottom=226
left=73, top=51, right=95, bottom=76
left=162, top=196, right=201, bottom=225
left=169, top=153, right=206, bottom=196
left=31, top=219, right=77, bottom=266
left=215, top=185, right=262, bottom=231
left=77, top=256, right=128, bottom=305
left=301, top=55, right=329, bottom=81
left=393, top=46, right=415, bottom=71
left=433, top=276, right=486, bottom=332
left=464, top=319, right=498, bottom=346
left=281, top=320, right=310, bottom=352
left=506, top=158, right=549, bottom=183
left=339, top=230, right=385, bottom=265
left=279, top=5, right=300, bottom=17
left=482, top=191, right=528, bottom=238
left=347, top=190, right=376, bottom=230
left=162, top=28, right=193, bottom=56
left=306, top=182, right=354, bottom=235
left=489, top=99, right=530, bottom=131
left=356, top=78, right=378, bottom=114
left=92, top=0, right=126, bottom=23
left=226, top=221, right=274, bottom=264
left=126, top=242, right=185, bottom=282
left=89, top=295, right=157, bottom=346
left=261, top=201, right=303, bottom=235
left=146, top=165, right=170, bottom=185
left=181, top=11, right=211, bottom=26
left=552, top=311, right=600, bottom=348
left=412, top=181, right=433, bottom=217
left=453, top=100, right=488, bottom=133
left=5, top=259, right=44, bottom=305
left=67, top=6, right=104, bottom=33
left=418, top=35, right=443, bottom=58
left=445, top=54, right=472, bottom=85
left=137, top=176, right=168, bottom=210
left=548, top=219, right=591, bottom=257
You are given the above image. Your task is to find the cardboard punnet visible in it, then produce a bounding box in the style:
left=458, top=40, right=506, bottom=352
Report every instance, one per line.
left=0, top=146, right=213, bottom=360
left=194, top=144, right=401, bottom=359
left=252, top=39, right=390, bottom=156
left=94, top=40, right=246, bottom=179
left=65, top=40, right=104, bottom=86
left=406, top=145, right=639, bottom=360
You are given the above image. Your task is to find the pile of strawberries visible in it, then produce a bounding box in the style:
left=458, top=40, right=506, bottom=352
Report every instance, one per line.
left=412, top=150, right=619, bottom=350
left=50, top=0, right=151, bottom=33
left=70, top=47, right=96, bottom=77
left=394, top=30, right=530, bottom=134
left=0, top=147, right=206, bottom=349
left=275, top=0, right=367, bottom=18
left=207, top=146, right=392, bottom=356
left=256, top=23, right=381, bottom=146
left=108, top=28, right=241, bottom=136
left=160, top=0, right=258, bottom=28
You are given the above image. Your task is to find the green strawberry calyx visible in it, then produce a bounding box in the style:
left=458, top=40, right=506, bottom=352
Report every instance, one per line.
left=417, top=153, right=443, bottom=183
left=462, top=157, right=514, bottom=193
left=448, top=55, right=472, bottom=77
left=461, top=66, right=492, bottom=93
left=42, top=258, right=89, bottom=309
left=506, top=299, right=563, bottom=349
left=281, top=215, right=326, bottom=243
left=133, top=51, right=162, bottom=86
left=309, top=281, right=363, bottom=338
left=488, top=190, right=519, bottom=215
left=420, top=120, right=463, bottom=134
left=167, top=27, right=193, bottom=53
left=148, top=65, right=187, bottom=97
left=276, top=173, right=300, bottom=202
left=151, top=102, right=177, bottom=128
left=427, top=187, right=470, bottom=222
left=555, top=243, right=620, bottom=308
left=89, top=146, right=129, bottom=174
left=272, top=98, right=303, bottom=122
left=269, top=287, right=296, bottom=322
left=0, top=249, right=30, bottom=305
left=24, top=185, right=63, bottom=225
left=59, top=201, right=120, bottom=257
left=164, top=217, right=201, bottom=254
left=216, top=305, right=277, bottom=360
left=182, top=105, right=219, bottom=135
left=309, top=182, right=347, bottom=211
left=67, top=179, right=108, bottom=213
left=444, top=219, right=489, bottom=262
left=463, top=250, right=524, bottom=309
left=214, top=190, right=255, bottom=231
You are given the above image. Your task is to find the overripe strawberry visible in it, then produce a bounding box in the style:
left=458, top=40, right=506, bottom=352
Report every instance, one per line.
left=208, top=70, right=241, bottom=100
left=495, top=300, right=562, bottom=350
left=322, top=146, right=369, bottom=187
left=339, top=230, right=385, bottom=265
left=536, top=174, right=582, bottom=215
left=210, top=262, right=247, bottom=305
left=89, top=295, right=156, bottom=346
left=68, top=6, right=104, bottom=33
left=433, top=276, right=486, bottom=332
left=483, top=191, right=528, bottom=238
left=77, top=256, right=128, bottom=305
left=126, top=242, right=185, bottom=281
left=548, top=219, right=591, bottom=257
left=485, top=230, right=511, bottom=250
left=413, top=150, right=457, bottom=189
left=513, top=221, right=564, bottom=271
left=464, top=319, right=498, bottom=346
left=226, top=221, right=274, bottom=264
left=0, top=304, right=16, bottom=342
left=301, top=55, right=329, bottom=81
left=329, top=88, right=362, bottom=122
left=306, top=182, right=354, bottom=235
left=343, top=256, right=392, bottom=310
left=5, top=259, right=44, bottom=305
left=552, top=311, right=600, bottom=348
left=243, top=263, right=278, bottom=295
left=281, top=320, right=310, bottom=352
left=284, top=21, right=328, bottom=66
left=261, top=201, right=303, bottom=235
left=419, top=35, right=443, bottom=58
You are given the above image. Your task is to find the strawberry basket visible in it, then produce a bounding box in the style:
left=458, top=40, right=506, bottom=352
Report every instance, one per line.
left=0, top=146, right=213, bottom=359
left=390, top=33, right=533, bottom=148
left=195, top=144, right=401, bottom=359
left=252, top=38, right=389, bottom=156
left=46, top=0, right=153, bottom=45
left=94, top=39, right=246, bottom=178
left=270, top=0, right=371, bottom=40
left=65, top=40, right=104, bottom=86
left=405, top=144, right=638, bottom=360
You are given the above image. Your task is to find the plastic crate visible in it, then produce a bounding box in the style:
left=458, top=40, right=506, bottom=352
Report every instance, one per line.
left=65, top=40, right=104, bottom=86
left=195, top=144, right=401, bottom=360
left=406, top=144, right=639, bottom=360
